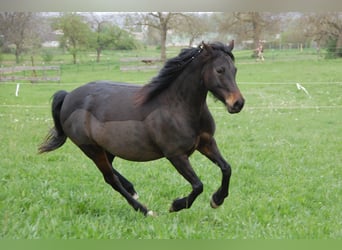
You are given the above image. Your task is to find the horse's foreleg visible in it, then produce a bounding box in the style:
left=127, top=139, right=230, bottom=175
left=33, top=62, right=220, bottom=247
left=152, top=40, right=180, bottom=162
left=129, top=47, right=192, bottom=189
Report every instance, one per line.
left=197, top=133, right=231, bottom=208
left=167, top=155, right=203, bottom=212
left=79, top=145, right=150, bottom=215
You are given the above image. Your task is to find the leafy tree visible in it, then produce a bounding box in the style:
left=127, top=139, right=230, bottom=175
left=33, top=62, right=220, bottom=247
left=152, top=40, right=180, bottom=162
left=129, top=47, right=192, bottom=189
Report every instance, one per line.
left=55, top=13, right=93, bottom=64
left=89, top=15, right=140, bottom=62
left=112, top=28, right=141, bottom=50
left=91, top=19, right=116, bottom=62
left=88, top=13, right=116, bottom=62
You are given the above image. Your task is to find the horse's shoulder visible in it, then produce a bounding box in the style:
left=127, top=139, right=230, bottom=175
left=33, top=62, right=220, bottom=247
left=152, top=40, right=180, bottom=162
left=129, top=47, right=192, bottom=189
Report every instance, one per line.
left=199, top=104, right=216, bottom=134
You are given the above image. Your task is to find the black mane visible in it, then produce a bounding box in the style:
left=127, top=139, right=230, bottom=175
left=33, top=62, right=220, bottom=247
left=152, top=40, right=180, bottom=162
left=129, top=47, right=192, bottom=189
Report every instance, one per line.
left=135, top=42, right=234, bottom=104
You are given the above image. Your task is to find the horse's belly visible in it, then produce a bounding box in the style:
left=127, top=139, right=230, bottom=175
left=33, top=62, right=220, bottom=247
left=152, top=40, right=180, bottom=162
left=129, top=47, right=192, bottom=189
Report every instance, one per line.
left=96, top=120, right=163, bottom=161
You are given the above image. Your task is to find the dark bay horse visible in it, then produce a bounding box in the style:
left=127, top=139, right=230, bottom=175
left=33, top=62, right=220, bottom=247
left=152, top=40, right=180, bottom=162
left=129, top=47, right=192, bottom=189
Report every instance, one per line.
left=39, top=41, right=245, bottom=216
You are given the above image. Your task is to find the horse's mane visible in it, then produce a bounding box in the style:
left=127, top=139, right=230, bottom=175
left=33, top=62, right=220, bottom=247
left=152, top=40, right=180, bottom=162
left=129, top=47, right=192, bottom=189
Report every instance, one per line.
left=135, top=42, right=234, bottom=105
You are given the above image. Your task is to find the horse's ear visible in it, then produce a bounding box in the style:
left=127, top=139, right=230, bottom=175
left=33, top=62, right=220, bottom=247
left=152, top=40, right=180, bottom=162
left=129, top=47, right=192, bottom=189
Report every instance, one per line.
left=227, top=40, right=234, bottom=51
left=201, top=41, right=213, bottom=55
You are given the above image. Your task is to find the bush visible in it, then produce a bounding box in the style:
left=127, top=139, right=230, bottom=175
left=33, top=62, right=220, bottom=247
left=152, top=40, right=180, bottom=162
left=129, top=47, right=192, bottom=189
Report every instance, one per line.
left=113, top=32, right=142, bottom=50
left=41, top=49, right=54, bottom=63
left=325, top=38, right=342, bottom=58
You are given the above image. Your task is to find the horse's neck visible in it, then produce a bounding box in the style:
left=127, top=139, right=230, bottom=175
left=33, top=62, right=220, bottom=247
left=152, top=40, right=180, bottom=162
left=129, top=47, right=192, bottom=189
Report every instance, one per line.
left=164, top=67, right=207, bottom=114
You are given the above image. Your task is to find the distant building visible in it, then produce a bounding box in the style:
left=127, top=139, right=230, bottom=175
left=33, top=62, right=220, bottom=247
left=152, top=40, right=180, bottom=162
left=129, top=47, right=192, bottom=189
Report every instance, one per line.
left=41, top=30, right=62, bottom=48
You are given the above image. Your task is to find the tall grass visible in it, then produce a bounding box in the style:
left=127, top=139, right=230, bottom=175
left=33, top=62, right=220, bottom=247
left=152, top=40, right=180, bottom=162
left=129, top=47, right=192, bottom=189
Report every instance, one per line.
left=0, top=49, right=341, bottom=239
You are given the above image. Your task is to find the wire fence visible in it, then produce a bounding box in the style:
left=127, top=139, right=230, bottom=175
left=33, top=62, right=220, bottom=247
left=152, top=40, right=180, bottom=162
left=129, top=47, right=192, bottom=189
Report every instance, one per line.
left=0, top=47, right=341, bottom=85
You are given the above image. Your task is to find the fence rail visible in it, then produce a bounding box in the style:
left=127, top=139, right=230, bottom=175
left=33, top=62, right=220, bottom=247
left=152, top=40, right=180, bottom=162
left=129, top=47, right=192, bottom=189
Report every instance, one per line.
left=119, top=57, right=161, bottom=72
left=0, top=65, right=60, bottom=83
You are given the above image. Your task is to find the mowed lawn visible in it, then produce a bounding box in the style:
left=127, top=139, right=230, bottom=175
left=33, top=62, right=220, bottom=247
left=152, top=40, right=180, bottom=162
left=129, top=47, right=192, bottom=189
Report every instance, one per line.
left=0, top=50, right=341, bottom=239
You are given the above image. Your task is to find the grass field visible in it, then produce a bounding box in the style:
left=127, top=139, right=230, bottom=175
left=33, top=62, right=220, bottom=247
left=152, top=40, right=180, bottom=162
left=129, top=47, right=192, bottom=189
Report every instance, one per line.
left=0, top=48, right=341, bottom=239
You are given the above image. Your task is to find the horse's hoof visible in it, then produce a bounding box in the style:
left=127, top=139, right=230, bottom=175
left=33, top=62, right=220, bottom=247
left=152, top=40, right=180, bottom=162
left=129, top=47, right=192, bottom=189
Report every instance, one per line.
left=169, top=198, right=183, bottom=212
left=147, top=210, right=157, bottom=217
left=210, top=197, right=219, bottom=209
left=132, top=193, right=139, bottom=200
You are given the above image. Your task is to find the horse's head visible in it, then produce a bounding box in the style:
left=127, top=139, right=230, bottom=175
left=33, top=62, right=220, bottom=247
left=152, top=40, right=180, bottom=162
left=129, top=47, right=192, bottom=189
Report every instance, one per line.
left=201, top=41, right=245, bottom=114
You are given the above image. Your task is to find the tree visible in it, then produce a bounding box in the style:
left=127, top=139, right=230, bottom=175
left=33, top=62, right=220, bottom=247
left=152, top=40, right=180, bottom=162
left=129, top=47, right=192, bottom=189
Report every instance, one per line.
left=0, top=12, right=38, bottom=63
left=88, top=13, right=119, bottom=62
left=218, top=12, right=280, bottom=49
left=301, top=12, right=342, bottom=57
left=88, top=14, right=117, bottom=62
left=55, top=13, right=93, bottom=64
left=140, top=12, right=174, bottom=61
left=173, top=13, right=209, bottom=47
left=135, top=12, right=186, bottom=61
left=88, top=13, right=140, bottom=62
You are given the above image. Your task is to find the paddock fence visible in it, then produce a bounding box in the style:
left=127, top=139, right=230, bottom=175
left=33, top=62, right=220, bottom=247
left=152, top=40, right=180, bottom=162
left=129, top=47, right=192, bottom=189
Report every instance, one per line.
left=119, top=57, right=162, bottom=72
left=0, top=65, right=61, bottom=83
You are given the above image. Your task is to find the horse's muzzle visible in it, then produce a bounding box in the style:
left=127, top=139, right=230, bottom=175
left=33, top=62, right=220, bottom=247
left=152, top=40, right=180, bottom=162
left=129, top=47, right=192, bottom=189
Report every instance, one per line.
left=225, top=93, right=245, bottom=114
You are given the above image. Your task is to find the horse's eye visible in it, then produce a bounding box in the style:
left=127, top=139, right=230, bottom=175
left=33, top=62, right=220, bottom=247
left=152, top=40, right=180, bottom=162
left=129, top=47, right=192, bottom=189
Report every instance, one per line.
left=216, top=67, right=225, bottom=74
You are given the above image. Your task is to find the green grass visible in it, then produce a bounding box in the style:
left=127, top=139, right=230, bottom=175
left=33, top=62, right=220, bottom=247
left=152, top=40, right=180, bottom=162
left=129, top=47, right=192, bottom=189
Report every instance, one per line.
left=0, top=49, right=341, bottom=239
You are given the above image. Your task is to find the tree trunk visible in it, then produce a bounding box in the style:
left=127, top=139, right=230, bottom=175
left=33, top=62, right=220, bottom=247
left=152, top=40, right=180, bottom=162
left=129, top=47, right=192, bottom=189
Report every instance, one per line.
left=15, top=45, right=20, bottom=64
left=30, top=55, right=37, bottom=76
left=96, top=48, right=101, bottom=62
left=336, top=32, right=342, bottom=57
left=30, top=55, right=37, bottom=83
left=252, top=17, right=261, bottom=49
left=160, top=26, right=167, bottom=62
left=72, top=53, right=77, bottom=64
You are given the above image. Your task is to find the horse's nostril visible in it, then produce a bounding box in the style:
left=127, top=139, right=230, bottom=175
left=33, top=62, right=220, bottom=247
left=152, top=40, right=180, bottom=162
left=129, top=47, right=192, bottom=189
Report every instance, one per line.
left=233, top=98, right=244, bottom=111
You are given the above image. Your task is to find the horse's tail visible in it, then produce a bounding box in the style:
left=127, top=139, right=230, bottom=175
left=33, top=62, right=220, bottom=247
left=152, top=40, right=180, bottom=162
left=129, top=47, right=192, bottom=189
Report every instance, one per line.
left=38, top=90, right=68, bottom=154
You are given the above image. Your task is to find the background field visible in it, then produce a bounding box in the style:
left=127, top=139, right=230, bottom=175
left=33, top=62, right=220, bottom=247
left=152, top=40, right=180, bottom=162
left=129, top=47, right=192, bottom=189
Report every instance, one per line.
left=0, top=48, right=341, bottom=239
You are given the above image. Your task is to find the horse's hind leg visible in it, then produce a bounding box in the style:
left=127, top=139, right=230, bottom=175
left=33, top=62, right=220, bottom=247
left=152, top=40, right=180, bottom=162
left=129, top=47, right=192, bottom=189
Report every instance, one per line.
left=167, top=155, right=203, bottom=212
left=79, top=145, right=149, bottom=215
left=197, top=133, right=231, bottom=208
left=106, top=152, right=139, bottom=199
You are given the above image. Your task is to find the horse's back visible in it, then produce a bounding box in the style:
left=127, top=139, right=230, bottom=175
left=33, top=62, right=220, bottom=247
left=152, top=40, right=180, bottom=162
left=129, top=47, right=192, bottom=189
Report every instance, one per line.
left=61, top=81, right=144, bottom=123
